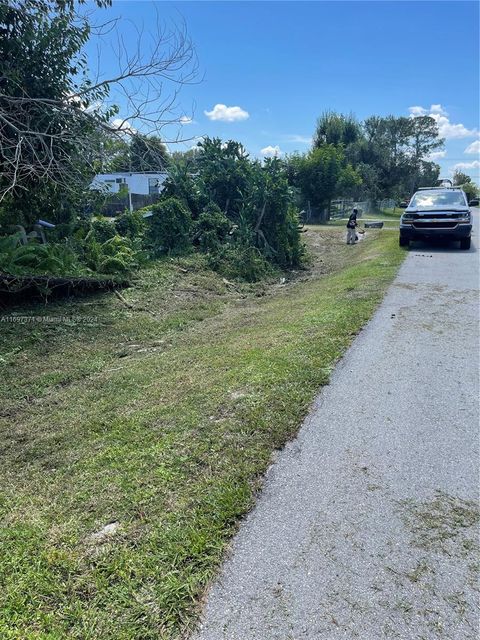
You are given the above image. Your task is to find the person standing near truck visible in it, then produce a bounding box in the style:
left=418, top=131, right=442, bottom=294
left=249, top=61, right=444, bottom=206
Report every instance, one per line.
left=346, top=208, right=359, bottom=244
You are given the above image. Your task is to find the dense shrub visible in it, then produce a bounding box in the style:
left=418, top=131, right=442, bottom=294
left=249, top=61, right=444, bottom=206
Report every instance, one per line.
left=272, top=205, right=305, bottom=268
left=194, top=203, right=231, bottom=253
left=114, top=210, right=146, bottom=239
left=0, top=225, right=142, bottom=279
left=90, top=217, right=117, bottom=243
left=195, top=138, right=253, bottom=217
left=1, top=135, right=307, bottom=284
left=161, top=164, right=207, bottom=218
left=84, top=235, right=140, bottom=275
left=208, top=244, right=273, bottom=282
left=0, top=235, right=85, bottom=276
left=50, top=221, right=76, bottom=241
left=0, top=209, right=145, bottom=281
left=248, top=158, right=304, bottom=268
left=146, top=197, right=192, bottom=255
left=166, top=139, right=306, bottom=274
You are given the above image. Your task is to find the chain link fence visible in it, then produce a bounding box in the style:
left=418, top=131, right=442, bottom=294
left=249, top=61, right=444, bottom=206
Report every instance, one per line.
left=302, top=198, right=399, bottom=222
left=329, top=200, right=371, bottom=219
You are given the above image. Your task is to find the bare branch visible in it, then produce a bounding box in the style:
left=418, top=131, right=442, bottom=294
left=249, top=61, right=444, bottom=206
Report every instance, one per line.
left=0, top=4, right=199, bottom=202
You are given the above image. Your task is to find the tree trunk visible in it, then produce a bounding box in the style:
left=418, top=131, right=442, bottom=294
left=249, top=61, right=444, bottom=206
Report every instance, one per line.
left=254, top=201, right=267, bottom=233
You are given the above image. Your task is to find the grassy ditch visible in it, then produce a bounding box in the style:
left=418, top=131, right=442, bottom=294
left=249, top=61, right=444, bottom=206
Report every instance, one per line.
left=0, top=227, right=404, bottom=639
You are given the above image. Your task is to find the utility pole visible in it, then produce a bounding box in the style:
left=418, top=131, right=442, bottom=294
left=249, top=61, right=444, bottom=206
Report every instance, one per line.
left=128, top=187, right=133, bottom=213
left=128, top=145, right=133, bottom=212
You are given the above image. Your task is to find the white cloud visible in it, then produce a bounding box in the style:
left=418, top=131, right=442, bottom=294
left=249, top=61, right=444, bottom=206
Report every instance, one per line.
left=261, top=145, right=282, bottom=157
left=451, top=160, right=480, bottom=171
left=110, top=118, right=136, bottom=134
left=409, top=104, right=478, bottom=139
left=179, top=115, right=194, bottom=125
left=65, top=92, right=103, bottom=115
left=428, top=150, right=447, bottom=161
left=283, top=134, right=313, bottom=145
left=429, top=104, right=448, bottom=116
left=464, top=140, right=480, bottom=154
left=409, top=106, right=427, bottom=117
left=204, top=104, right=249, bottom=122
left=437, top=119, right=478, bottom=139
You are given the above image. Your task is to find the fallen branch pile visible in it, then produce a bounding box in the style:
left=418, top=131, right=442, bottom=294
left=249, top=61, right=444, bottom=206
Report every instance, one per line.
left=0, top=273, right=130, bottom=301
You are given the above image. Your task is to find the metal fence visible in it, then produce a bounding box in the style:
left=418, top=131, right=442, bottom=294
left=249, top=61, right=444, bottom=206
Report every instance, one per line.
left=378, top=198, right=396, bottom=211
left=301, top=200, right=371, bottom=223
left=329, top=200, right=371, bottom=219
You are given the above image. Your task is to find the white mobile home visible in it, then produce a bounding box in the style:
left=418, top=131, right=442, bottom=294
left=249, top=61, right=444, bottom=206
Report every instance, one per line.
left=91, top=172, right=168, bottom=196
left=90, top=172, right=168, bottom=213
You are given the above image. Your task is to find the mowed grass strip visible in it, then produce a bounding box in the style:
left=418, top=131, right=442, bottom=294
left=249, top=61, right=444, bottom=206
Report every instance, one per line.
left=0, top=228, right=404, bottom=639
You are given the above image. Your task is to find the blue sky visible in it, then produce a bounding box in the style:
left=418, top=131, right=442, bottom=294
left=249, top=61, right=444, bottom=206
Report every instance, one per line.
left=85, top=1, right=480, bottom=181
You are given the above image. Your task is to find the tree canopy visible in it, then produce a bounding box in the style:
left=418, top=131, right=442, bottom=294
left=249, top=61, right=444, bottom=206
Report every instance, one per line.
left=286, top=110, right=445, bottom=212
left=453, top=170, right=479, bottom=201
left=313, top=111, right=361, bottom=148
left=104, top=135, right=170, bottom=173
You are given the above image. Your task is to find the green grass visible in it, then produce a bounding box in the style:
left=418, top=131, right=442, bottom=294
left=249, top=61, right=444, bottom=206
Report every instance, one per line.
left=374, top=207, right=402, bottom=221
left=0, top=228, right=405, bottom=639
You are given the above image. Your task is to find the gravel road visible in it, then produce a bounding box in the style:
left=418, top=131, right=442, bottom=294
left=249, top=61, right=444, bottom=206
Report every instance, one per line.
left=194, top=212, right=480, bottom=640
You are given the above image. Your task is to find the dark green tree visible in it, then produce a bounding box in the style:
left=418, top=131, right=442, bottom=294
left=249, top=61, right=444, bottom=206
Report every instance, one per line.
left=252, top=158, right=303, bottom=266
left=416, top=161, right=441, bottom=189
left=453, top=170, right=479, bottom=201
left=146, top=197, right=192, bottom=254
left=130, top=135, right=170, bottom=172
left=453, top=170, right=472, bottom=186
left=294, top=146, right=344, bottom=211
left=405, top=116, right=444, bottom=192
left=196, top=137, right=253, bottom=217
left=104, top=134, right=169, bottom=172
left=180, top=138, right=304, bottom=267
left=346, top=114, right=443, bottom=199
left=407, top=116, right=443, bottom=165
left=357, top=116, right=410, bottom=198
left=313, top=111, right=361, bottom=148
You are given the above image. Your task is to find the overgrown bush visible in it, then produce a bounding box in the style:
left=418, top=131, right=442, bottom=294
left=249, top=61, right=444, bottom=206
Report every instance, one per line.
left=249, top=158, right=304, bottom=268
left=272, top=205, right=305, bottom=267
left=195, top=138, right=254, bottom=218
left=161, top=164, right=207, bottom=218
left=146, top=197, right=192, bottom=255
left=1, top=135, right=307, bottom=285
left=194, top=203, right=231, bottom=253
left=83, top=235, right=140, bottom=275
left=90, top=217, right=117, bottom=243
left=208, top=244, right=273, bottom=282
left=167, top=139, right=306, bottom=273
left=114, top=210, right=146, bottom=239
left=0, top=225, right=142, bottom=279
